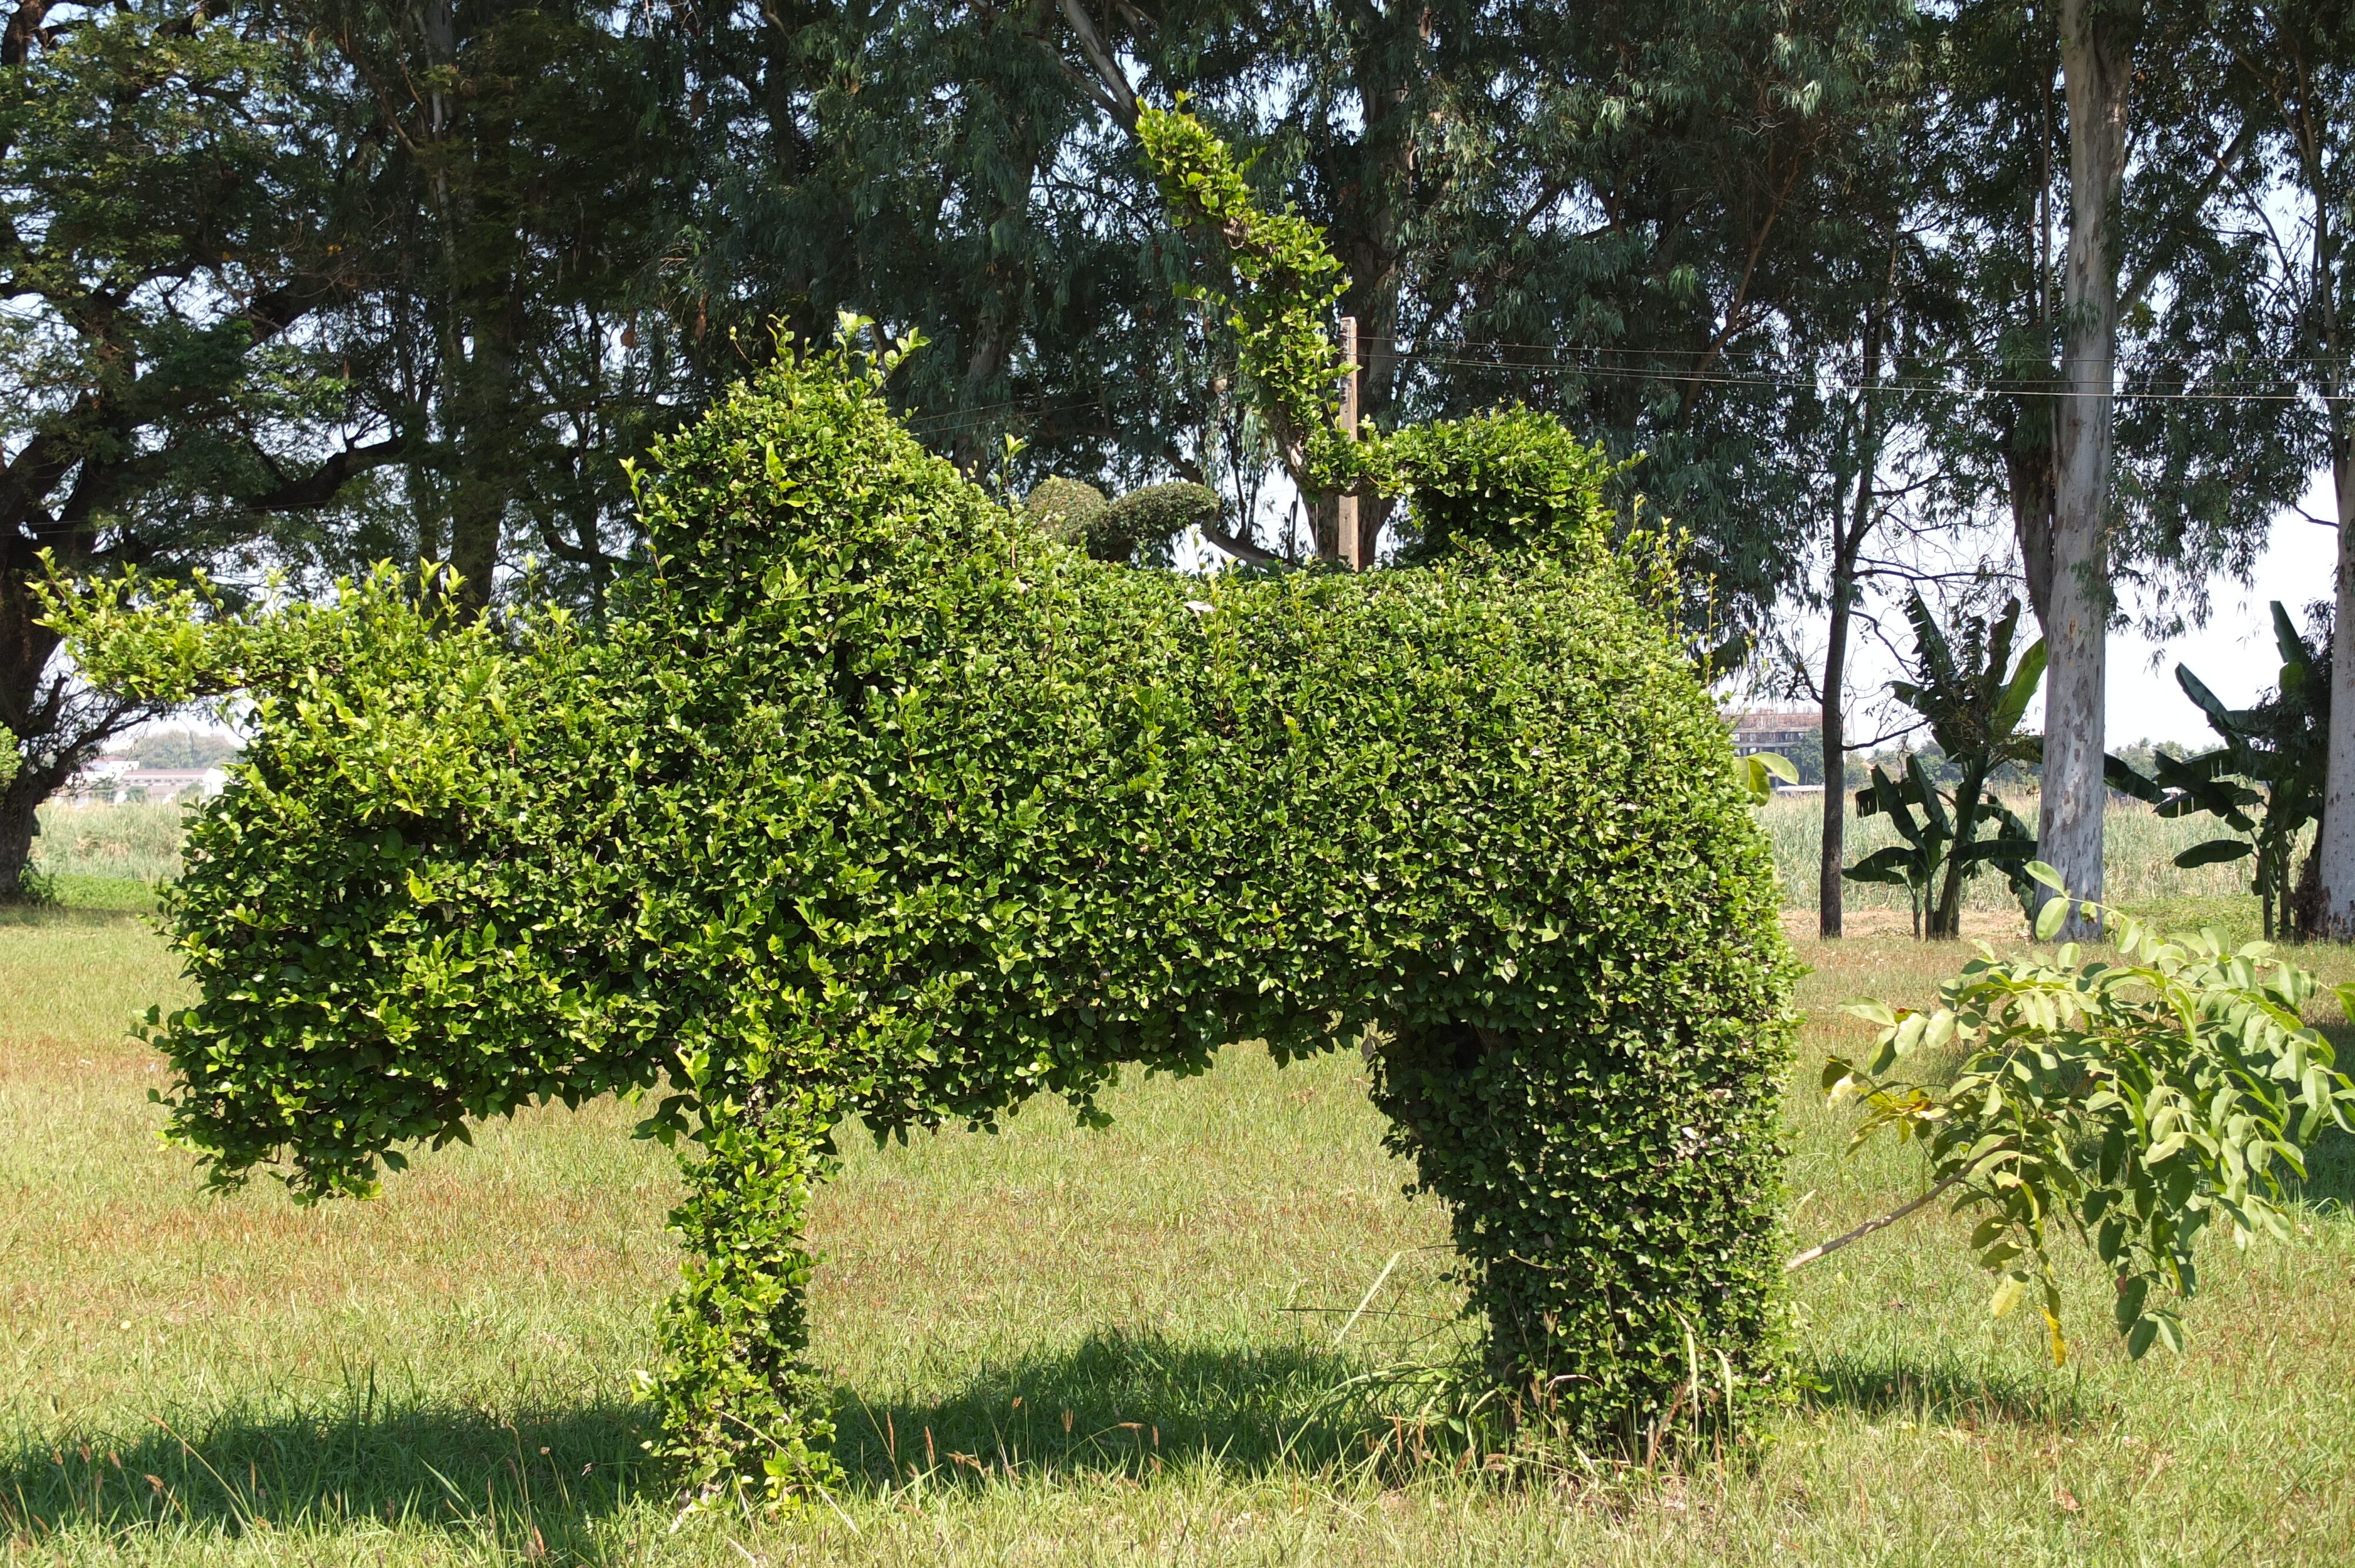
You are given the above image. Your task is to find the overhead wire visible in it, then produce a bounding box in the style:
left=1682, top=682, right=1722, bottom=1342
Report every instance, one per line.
left=881, top=333, right=2347, bottom=433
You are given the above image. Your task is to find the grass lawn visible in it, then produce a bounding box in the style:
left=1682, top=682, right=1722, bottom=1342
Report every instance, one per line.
left=5, top=895, right=2355, bottom=1564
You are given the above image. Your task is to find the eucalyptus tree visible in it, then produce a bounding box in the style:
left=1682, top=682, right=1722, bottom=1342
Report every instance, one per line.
left=1923, top=0, right=2303, bottom=930
left=0, top=0, right=409, bottom=896
left=1408, top=0, right=1921, bottom=636
left=2207, top=3, right=2355, bottom=936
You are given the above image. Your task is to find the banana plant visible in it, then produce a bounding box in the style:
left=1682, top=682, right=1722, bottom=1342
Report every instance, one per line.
left=1844, top=593, right=2045, bottom=939
left=2103, top=602, right=2327, bottom=940
left=1736, top=749, right=1799, bottom=803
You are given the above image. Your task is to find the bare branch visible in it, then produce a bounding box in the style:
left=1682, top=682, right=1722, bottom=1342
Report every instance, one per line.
left=1054, top=0, right=1136, bottom=127
left=1784, top=1171, right=1962, bottom=1271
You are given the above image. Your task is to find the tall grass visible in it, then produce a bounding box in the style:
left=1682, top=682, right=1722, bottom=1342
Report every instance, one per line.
left=29, top=799, right=189, bottom=888
left=1757, top=792, right=2263, bottom=911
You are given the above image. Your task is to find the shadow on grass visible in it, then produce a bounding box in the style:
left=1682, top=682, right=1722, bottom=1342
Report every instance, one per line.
left=2287, top=1124, right=2355, bottom=1212
left=0, top=1387, right=649, bottom=1546
left=0, top=901, right=158, bottom=931
left=1801, top=1348, right=2104, bottom=1430
left=830, top=1330, right=1409, bottom=1494
left=0, top=1334, right=1409, bottom=1540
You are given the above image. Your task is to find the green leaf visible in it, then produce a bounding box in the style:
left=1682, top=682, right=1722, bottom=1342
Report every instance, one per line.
left=2035, top=895, right=2067, bottom=941
left=1991, top=639, right=2047, bottom=739
left=2174, top=839, right=2253, bottom=868
left=2114, top=1274, right=2150, bottom=1332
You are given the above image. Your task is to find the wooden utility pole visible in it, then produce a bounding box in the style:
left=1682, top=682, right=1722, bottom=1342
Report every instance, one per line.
left=1338, top=316, right=1361, bottom=569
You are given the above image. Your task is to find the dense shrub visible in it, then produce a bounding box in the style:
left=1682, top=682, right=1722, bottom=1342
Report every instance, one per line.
left=64, top=340, right=1794, bottom=1500
left=1385, top=410, right=1622, bottom=564
left=1021, top=476, right=1220, bottom=566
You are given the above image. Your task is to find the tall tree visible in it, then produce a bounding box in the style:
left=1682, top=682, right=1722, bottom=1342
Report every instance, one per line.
left=2215, top=3, right=2355, bottom=935
left=0, top=0, right=405, bottom=896
left=301, top=0, right=704, bottom=612
left=1927, top=0, right=2300, bottom=932
left=2041, top=0, right=2132, bottom=928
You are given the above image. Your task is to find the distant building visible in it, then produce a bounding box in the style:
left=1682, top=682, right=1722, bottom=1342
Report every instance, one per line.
left=1724, top=706, right=1815, bottom=759
left=58, top=764, right=227, bottom=806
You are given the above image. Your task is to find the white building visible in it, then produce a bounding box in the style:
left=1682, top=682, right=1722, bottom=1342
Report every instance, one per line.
left=58, top=764, right=228, bottom=806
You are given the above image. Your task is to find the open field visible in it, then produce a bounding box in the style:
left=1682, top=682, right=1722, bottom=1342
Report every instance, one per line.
left=1757, top=795, right=2268, bottom=913
left=5, top=894, right=2355, bottom=1566
left=25, top=803, right=189, bottom=909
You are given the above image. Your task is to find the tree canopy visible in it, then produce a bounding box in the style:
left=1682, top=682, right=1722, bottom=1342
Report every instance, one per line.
left=7, top=0, right=2347, bottom=912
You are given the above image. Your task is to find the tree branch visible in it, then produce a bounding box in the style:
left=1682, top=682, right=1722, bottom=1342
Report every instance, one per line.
left=1054, top=0, right=1137, bottom=127
left=1784, top=1171, right=1962, bottom=1271
left=246, top=436, right=410, bottom=513
left=2118, top=121, right=2258, bottom=317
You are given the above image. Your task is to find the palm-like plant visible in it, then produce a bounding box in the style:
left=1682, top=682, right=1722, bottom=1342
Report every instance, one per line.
left=1845, top=593, right=2046, bottom=939
left=2104, top=602, right=2328, bottom=940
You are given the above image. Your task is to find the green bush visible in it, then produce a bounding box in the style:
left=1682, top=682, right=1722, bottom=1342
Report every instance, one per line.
left=61, top=114, right=1796, bottom=1502
left=62, top=339, right=1795, bottom=1503
left=1386, top=409, right=1621, bottom=564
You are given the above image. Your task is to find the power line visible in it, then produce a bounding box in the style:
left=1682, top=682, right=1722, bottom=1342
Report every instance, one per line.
left=1390, top=350, right=2330, bottom=402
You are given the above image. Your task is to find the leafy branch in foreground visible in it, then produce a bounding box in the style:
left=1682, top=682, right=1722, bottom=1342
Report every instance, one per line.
left=1799, top=863, right=2355, bottom=1364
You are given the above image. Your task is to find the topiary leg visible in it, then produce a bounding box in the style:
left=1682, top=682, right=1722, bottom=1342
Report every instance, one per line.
left=649, top=1084, right=844, bottom=1507
left=1371, top=1019, right=1787, bottom=1451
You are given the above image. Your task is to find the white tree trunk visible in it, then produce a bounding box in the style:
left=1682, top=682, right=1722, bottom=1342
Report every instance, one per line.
left=2044, top=0, right=2129, bottom=934
left=2316, top=456, right=2355, bottom=934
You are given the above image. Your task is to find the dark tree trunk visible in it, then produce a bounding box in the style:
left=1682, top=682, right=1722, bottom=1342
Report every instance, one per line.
left=0, top=766, right=47, bottom=901
left=1819, top=255, right=1893, bottom=938
left=447, top=284, right=520, bottom=614
left=1819, top=577, right=1852, bottom=936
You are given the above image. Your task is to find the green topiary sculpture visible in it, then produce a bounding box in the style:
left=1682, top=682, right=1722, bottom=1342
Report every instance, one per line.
left=58, top=336, right=1793, bottom=1503
left=1024, top=477, right=1223, bottom=567
left=52, top=111, right=1796, bottom=1509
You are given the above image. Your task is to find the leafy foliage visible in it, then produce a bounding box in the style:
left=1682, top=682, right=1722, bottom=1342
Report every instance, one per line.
left=1382, top=411, right=1627, bottom=566
left=1845, top=594, right=2044, bottom=937
left=2104, top=602, right=2329, bottom=939
left=1825, top=866, right=2355, bottom=1363
left=57, top=333, right=1796, bottom=1501
left=1021, top=477, right=1222, bottom=567
left=1133, top=104, right=1351, bottom=489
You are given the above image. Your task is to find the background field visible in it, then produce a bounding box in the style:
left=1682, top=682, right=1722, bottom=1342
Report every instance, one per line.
left=24, top=803, right=188, bottom=911
left=4, top=850, right=2354, bottom=1564
left=1756, top=793, right=2264, bottom=913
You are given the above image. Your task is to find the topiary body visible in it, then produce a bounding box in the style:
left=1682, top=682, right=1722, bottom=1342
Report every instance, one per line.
left=74, top=342, right=1795, bottom=1503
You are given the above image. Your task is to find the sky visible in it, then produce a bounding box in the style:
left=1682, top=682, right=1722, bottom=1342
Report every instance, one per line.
left=2102, top=504, right=2339, bottom=748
